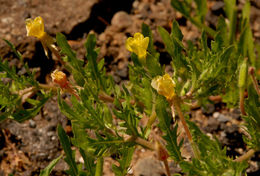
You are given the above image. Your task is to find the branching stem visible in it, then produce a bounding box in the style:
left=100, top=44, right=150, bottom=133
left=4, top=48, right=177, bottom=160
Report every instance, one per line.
left=134, top=137, right=155, bottom=150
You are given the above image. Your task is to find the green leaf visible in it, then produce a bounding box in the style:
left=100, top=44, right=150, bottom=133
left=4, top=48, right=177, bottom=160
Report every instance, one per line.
left=224, top=0, right=237, bottom=44
left=57, top=125, right=78, bottom=176
left=40, top=155, right=63, bottom=176
left=12, top=95, right=50, bottom=122
left=171, top=20, right=183, bottom=41
left=85, top=34, right=105, bottom=89
left=158, top=26, right=174, bottom=57
left=194, top=0, right=207, bottom=22
left=95, top=157, right=104, bottom=176
left=112, top=147, right=134, bottom=176
left=171, top=0, right=190, bottom=18
left=3, top=39, right=23, bottom=61
left=142, top=23, right=158, bottom=57
left=146, top=53, right=162, bottom=77
left=56, top=33, right=86, bottom=86
left=155, top=96, right=182, bottom=162
left=79, top=148, right=96, bottom=176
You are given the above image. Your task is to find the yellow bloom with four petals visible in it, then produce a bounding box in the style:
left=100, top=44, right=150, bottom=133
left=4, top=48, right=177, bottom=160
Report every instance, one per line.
left=25, top=16, right=55, bottom=57
left=151, top=74, right=176, bottom=101
left=126, top=32, right=149, bottom=60
left=25, top=16, right=46, bottom=39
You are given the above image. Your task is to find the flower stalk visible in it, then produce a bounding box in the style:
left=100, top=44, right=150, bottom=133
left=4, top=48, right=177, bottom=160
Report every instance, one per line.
left=51, top=70, right=80, bottom=100
left=172, top=98, right=200, bottom=159
left=249, top=67, right=260, bottom=96
left=235, top=149, right=255, bottom=162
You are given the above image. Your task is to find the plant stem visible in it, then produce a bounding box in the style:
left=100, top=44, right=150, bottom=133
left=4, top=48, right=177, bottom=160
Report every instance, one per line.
left=163, top=160, right=171, bottom=176
left=172, top=98, right=200, bottom=158
left=172, top=100, right=192, bottom=142
left=49, top=44, right=66, bottom=65
left=239, top=88, right=246, bottom=116
left=235, top=149, right=255, bottom=162
left=144, top=103, right=157, bottom=136
left=249, top=67, right=260, bottom=96
left=134, top=137, right=155, bottom=150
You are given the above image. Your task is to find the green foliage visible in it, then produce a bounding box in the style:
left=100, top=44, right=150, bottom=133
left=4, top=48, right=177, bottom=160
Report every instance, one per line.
left=112, top=147, right=134, bottom=176
left=58, top=125, right=78, bottom=176
left=0, top=42, right=50, bottom=122
left=40, top=155, right=63, bottom=176
left=244, top=85, right=260, bottom=149
left=156, top=96, right=182, bottom=162
left=181, top=121, right=248, bottom=176
left=1, top=1, right=259, bottom=176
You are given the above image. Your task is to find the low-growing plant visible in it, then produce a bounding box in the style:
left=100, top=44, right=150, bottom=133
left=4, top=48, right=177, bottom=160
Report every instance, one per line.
left=0, top=0, right=259, bottom=175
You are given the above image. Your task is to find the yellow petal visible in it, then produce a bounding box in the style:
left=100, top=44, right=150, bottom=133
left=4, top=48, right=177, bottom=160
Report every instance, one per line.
left=142, top=37, right=149, bottom=50
left=126, top=37, right=134, bottom=52
left=151, top=74, right=176, bottom=101
left=126, top=32, right=149, bottom=60
left=25, top=16, right=45, bottom=39
left=134, top=32, right=144, bottom=40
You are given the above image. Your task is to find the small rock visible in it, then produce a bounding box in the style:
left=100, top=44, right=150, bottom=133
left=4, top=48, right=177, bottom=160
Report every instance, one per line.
left=211, top=1, right=225, bottom=11
left=213, top=112, right=220, bottom=118
left=205, top=118, right=219, bottom=132
left=201, top=104, right=215, bottom=115
left=133, top=156, right=166, bottom=176
left=230, top=108, right=241, bottom=120
left=111, top=11, right=132, bottom=31
left=47, top=131, right=54, bottom=137
left=116, top=67, right=128, bottom=78
left=226, top=124, right=238, bottom=134
left=217, top=114, right=229, bottom=123
left=29, top=119, right=36, bottom=128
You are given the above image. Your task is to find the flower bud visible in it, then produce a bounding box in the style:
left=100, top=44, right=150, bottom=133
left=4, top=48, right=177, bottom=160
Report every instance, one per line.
left=51, top=70, right=68, bottom=88
left=155, top=141, right=169, bottom=161
left=126, top=32, right=149, bottom=60
left=238, top=59, right=248, bottom=89
left=151, top=74, right=176, bottom=101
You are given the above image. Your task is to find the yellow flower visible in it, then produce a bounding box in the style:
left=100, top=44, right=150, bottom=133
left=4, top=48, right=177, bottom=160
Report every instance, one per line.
left=151, top=74, right=176, bottom=101
left=126, top=32, right=149, bottom=59
left=51, top=70, right=68, bottom=88
left=26, top=16, right=55, bottom=58
left=25, top=16, right=45, bottom=39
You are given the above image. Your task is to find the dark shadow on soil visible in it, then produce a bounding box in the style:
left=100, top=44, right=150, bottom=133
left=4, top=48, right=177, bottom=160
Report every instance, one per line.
left=26, top=42, right=55, bottom=83
left=67, top=0, right=134, bottom=40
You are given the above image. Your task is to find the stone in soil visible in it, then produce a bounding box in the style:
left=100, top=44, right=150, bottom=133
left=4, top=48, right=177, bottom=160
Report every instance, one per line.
left=133, top=156, right=166, bottom=176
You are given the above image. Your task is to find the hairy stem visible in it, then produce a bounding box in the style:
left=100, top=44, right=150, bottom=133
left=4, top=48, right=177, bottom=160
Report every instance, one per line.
left=134, top=137, right=155, bottom=150
left=249, top=67, right=260, bottom=96
left=172, top=98, right=200, bottom=158
left=163, top=160, right=171, bottom=176
left=235, top=149, right=255, bottom=162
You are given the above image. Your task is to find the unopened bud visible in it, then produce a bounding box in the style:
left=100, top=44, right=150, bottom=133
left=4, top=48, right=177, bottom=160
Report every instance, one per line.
left=238, top=59, right=248, bottom=89
left=156, top=141, right=169, bottom=161
left=51, top=70, right=68, bottom=88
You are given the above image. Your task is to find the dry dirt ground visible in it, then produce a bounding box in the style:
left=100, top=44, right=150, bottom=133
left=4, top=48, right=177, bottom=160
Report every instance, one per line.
left=0, top=0, right=260, bottom=175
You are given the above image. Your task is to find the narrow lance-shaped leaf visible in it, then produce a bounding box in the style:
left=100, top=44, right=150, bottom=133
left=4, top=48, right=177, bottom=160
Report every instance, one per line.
left=142, top=23, right=158, bottom=57
left=39, top=155, right=63, bottom=176
left=85, top=34, right=105, bottom=90
left=224, top=0, right=237, bottom=44
left=155, top=96, right=182, bottom=162
left=57, top=125, right=78, bottom=176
